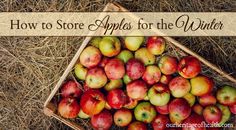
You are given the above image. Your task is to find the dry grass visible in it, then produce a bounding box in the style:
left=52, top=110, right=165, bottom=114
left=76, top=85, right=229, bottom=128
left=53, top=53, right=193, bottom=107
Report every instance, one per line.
left=0, top=0, right=235, bottom=130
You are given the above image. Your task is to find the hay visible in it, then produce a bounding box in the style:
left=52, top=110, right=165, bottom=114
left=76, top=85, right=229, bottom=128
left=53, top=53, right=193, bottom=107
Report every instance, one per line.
left=0, top=0, right=235, bottom=130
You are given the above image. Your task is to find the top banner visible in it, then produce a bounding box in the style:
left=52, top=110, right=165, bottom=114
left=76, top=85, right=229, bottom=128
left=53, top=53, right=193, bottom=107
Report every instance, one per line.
left=0, top=12, right=235, bottom=36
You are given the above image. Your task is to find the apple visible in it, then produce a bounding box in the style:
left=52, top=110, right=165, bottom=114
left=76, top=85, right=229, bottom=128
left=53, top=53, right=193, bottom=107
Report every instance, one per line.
left=183, top=93, right=196, bottom=107
left=216, top=85, right=236, bottom=106
left=78, top=109, right=90, bottom=119
left=123, top=74, right=132, bottom=84
left=147, top=36, right=165, bottom=55
left=98, top=57, right=110, bottom=68
left=104, top=79, right=123, bottom=91
left=114, top=108, right=132, bottom=127
left=182, top=113, right=205, bottom=130
left=124, top=95, right=138, bottom=109
left=135, top=47, right=155, bottom=65
left=79, top=46, right=101, bottom=68
left=190, top=75, right=214, bottom=96
left=169, top=98, right=191, bottom=124
left=99, top=36, right=121, bottom=57
left=160, top=75, right=173, bottom=85
left=90, top=36, right=102, bottom=48
left=142, top=65, right=161, bottom=85
left=134, top=102, right=156, bottom=123
left=169, top=76, right=191, bottom=98
left=58, top=97, right=80, bottom=119
left=107, top=89, right=127, bottom=109
left=80, top=89, right=106, bottom=115
left=126, top=58, right=145, bottom=80
left=128, top=121, right=147, bottom=130
left=104, top=58, right=125, bottom=80
left=91, top=110, right=113, bottom=130
left=229, top=104, right=236, bottom=114
left=148, top=83, right=170, bottom=106
left=217, top=104, right=231, bottom=125
left=85, top=67, right=107, bottom=89
left=203, top=105, right=222, bottom=124
left=125, top=31, right=144, bottom=51
left=105, top=102, right=112, bottom=110
left=127, top=80, right=148, bottom=100
left=192, top=104, right=203, bottom=115
left=155, top=103, right=169, bottom=115
left=178, top=56, right=201, bottom=79
left=158, top=55, right=178, bottom=75
left=60, top=80, right=82, bottom=98
left=83, top=83, right=90, bottom=92
left=117, top=50, right=134, bottom=63
left=152, top=115, right=169, bottom=130
left=74, top=63, right=87, bottom=80
left=198, top=94, right=216, bottom=106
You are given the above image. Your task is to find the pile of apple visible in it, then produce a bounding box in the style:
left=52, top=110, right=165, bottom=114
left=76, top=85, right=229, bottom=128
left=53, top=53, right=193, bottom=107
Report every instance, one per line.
left=57, top=36, right=236, bottom=130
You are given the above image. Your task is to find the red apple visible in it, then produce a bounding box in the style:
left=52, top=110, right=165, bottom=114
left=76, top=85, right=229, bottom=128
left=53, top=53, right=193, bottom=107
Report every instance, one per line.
left=203, top=105, right=222, bottom=124
left=169, top=98, right=191, bottom=124
left=152, top=115, right=169, bottom=130
left=198, top=94, right=216, bottom=106
left=148, top=83, right=170, bottom=106
left=127, top=80, right=148, bottom=100
left=61, top=80, right=82, bottom=98
left=160, top=75, right=173, bottom=85
left=124, top=96, right=138, bottom=109
left=107, top=89, right=127, bottom=109
left=229, top=104, right=236, bottom=114
left=155, top=103, right=169, bottom=115
left=83, top=83, right=90, bottom=91
left=80, top=89, right=106, bottom=115
left=98, top=57, right=110, bottom=68
left=178, top=56, right=201, bottom=79
left=216, top=85, right=236, bottom=106
left=158, top=55, right=178, bottom=75
left=105, top=58, right=125, bottom=80
left=169, top=76, right=191, bottom=98
left=192, top=104, right=203, bottom=115
left=147, top=36, right=166, bottom=55
left=91, top=110, right=113, bottom=130
left=128, top=121, right=147, bottom=130
left=114, top=108, right=132, bottom=127
left=85, top=67, right=107, bottom=89
left=126, top=58, right=145, bottom=80
left=58, top=97, right=80, bottom=119
left=182, top=113, right=205, bottom=130
left=142, top=65, right=161, bottom=85
left=79, top=46, right=101, bottom=68
left=190, top=75, right=214, bottom=96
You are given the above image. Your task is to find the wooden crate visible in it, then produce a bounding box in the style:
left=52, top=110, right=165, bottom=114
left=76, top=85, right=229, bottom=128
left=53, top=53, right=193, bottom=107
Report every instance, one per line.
left=43, top=2, right=236, bottom=130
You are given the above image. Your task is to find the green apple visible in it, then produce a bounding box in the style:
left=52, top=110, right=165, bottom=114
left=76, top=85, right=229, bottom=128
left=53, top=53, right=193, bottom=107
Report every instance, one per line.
left=216, top=85, right=236, bottom=106
left=134, top=102, right=156, bottom=123
left=217, top=104, right=231, bottom=125
left=99, top=37, right=121, bottom=57
left=123, top=74, right=132, bottom=84
left=117, top=50, right=134, bottom=63
left=90, top=37, right=102, bottom=48
left=135, top=48, right=155, bottom=65
left=78, top=109, right=90, bottom=119
left=183, top=93, right=196, bottom=107
left=74, top=63, right=87, bottom=80
left=125, top=31, right=144, bottom=51
left=104, top=79, right=123, bottom=91
left=148, top=83, right=170, bottom=106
